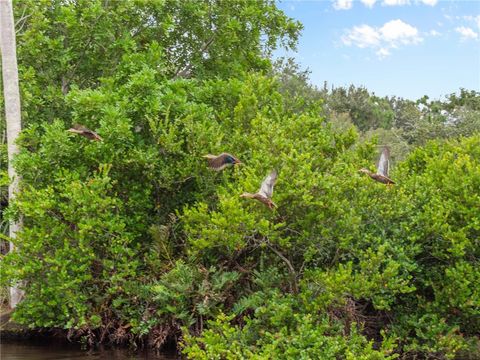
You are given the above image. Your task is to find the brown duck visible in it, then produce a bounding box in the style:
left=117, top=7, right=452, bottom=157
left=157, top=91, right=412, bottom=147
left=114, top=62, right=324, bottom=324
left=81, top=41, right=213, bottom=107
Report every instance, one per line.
left=240, top=170, right=278, bottom=210
left=203, top=153, right=242, bottom=171
left=359, top=146, right=395, bottom=185
left=67, top=124, right=102, bottom=141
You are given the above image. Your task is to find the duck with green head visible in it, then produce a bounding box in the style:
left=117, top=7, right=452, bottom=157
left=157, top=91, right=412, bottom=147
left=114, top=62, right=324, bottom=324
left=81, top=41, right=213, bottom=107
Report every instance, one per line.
left=203, top=153, right=242, bottom=171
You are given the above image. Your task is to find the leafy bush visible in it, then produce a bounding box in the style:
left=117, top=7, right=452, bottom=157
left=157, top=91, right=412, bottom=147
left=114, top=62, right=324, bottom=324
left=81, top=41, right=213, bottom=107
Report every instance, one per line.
left=1, top=1, right=479, bottom=358
left=2, top=56, right=479, bottom=356
left=180, top=135, right=480, bottom=358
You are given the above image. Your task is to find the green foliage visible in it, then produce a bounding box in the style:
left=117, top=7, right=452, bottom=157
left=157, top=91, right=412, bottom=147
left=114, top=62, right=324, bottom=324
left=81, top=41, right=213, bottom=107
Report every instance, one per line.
left=1, top=165, right=140, bottom=328
left=3, top=62, right=480, bottom=356
left=182, top=294, right=399, bottom=360
left=1, top=1, right=479, bottom=358
left=326, top=85, right=395, bottom=131
left=180, top=135, right=480, bottom=358
left=274, top=63, right=480, bottom=149
left=13, top=0, right=301, bottom=126
left=151, top=261, right=239, bottom=328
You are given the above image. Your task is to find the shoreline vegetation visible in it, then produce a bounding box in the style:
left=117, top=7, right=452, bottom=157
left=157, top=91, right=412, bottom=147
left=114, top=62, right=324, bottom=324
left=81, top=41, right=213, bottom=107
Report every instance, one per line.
left=1, top=1, right=479, bottom=358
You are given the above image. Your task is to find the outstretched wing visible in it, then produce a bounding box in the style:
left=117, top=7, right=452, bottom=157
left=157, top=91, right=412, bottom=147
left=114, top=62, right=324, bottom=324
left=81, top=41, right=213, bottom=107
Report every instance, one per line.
left=376, top=147, right=390, bottom=177
left=258, top=170, right=277, bottom=199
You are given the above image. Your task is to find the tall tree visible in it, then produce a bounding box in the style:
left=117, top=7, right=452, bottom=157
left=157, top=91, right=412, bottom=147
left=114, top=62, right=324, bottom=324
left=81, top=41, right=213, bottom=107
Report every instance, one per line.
left=12, top=0, right=301, bottom=126
left=0, top=0, right=23, bottom=308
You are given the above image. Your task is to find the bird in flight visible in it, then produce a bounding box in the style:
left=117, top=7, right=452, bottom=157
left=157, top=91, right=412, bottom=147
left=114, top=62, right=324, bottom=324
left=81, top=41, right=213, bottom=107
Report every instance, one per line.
left=359, top=147, right=395, bottom=185
left=67, top=124, right=103, bottom=141
left=240, top=170, right=278, bottom=210
left=203, top=153, right=242, bottom=171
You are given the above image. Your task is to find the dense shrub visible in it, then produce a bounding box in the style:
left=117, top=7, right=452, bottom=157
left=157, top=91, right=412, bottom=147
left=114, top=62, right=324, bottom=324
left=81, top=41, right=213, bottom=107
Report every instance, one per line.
left=2, top=61, right=479, bottom=356
left=1, top=1, right=479, bottom=358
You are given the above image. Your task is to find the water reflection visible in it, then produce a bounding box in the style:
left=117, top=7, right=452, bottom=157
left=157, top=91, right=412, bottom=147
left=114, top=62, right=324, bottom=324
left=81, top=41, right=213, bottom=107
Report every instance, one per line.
left=0, top=340, right=178, bottom=360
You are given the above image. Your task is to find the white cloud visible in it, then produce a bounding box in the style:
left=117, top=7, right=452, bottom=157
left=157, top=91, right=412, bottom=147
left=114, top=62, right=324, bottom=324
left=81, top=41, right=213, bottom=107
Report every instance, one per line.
left=342, top=24, right=380, bottom=48
left=361, top=0, right=377, bottom=8
left=428, top=29, right=441, bottom=37
left=333, top=0, right=353, bottom=10
left=455, top=26, right=478, bottom=40
left=380, top=19, right=422, bottom=45
left=467, top=15, right=480, bottom=29
left=382, top=0, right=410, bottom=6
left=342, top=19, right=422, bottom=58
left=376, top=48, right=391, bottom=59
left=460, top=15, right=480, bottom=29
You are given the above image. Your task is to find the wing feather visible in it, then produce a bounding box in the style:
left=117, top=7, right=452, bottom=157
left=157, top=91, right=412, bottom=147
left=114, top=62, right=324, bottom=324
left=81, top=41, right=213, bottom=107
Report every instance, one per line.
left=376, top=147, right=390, bottom=177
left=258, top=170, right=277, bottom=199
left=68, top=124, right=102, bottom=141
left=207, top=153, right=232, bottom=171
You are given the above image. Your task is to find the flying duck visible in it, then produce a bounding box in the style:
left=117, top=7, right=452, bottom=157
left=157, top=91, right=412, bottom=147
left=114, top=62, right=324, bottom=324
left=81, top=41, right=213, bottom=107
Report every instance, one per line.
left=203, top=153, right=242, bottom=171
left=359, top=146, right=395, bottom=185
left=67, top=124, right=102, bottom=141
left=240, top=170, right=278, bottom=210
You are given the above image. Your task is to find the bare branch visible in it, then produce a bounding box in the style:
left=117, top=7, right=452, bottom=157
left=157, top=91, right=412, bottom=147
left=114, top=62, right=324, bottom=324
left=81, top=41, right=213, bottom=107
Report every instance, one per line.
left=14, top=7, right=31, bottom=34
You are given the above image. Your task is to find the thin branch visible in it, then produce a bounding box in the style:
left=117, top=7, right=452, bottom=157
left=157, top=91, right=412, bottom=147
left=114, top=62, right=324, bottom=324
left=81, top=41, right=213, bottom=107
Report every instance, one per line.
left=174, top=36, right=215, bottom=79
left=265, top=241, right=298, bottom=294
left=61, top=76, right=69, bottom=95
left=14, top=7, right=30, bottom=34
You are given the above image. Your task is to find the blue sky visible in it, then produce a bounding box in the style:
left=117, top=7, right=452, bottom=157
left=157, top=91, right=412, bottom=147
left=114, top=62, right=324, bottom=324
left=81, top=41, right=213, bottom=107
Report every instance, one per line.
left=275, top=0, right=480, bottom=100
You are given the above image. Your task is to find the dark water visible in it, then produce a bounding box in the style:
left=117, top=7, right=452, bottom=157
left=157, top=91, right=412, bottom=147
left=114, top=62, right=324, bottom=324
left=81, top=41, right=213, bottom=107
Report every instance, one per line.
left=0, top=340, right=178, bottom=360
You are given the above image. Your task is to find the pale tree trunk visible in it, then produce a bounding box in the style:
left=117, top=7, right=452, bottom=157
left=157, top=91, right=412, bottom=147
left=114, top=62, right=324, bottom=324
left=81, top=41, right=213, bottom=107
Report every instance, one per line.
left=0, top=0, right=24, bottom=308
